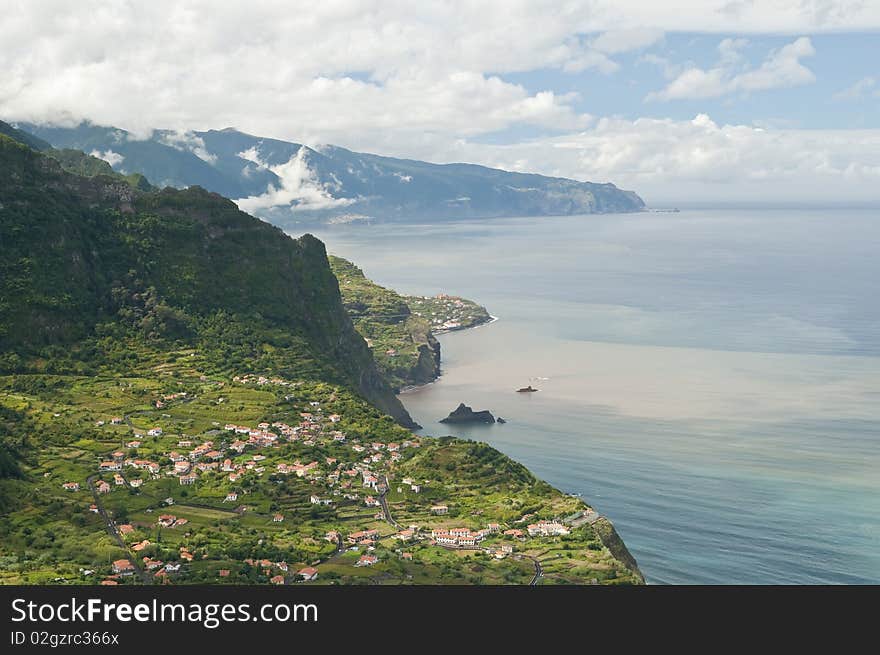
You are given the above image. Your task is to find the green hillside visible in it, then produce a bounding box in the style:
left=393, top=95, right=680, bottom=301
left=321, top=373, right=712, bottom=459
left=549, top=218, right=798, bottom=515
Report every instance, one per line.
left=330, top=256, right=492, bottom=391
left=0, top=133, right=413, bottom=428
left=330, top=256, right=440, bottom=390
left=0, top=129, right=643, bottom=586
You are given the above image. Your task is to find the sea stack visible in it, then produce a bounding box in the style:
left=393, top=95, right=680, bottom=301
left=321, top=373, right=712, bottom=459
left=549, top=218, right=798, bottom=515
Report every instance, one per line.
left=439, top=403, right=496, bottom=424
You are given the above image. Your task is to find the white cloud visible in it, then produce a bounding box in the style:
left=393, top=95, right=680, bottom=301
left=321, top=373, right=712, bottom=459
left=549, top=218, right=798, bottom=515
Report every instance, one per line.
left=3, top=1, right=875, bottom=142
left=562, top=49, right=620, bottom=74
left=833, top=76, right=877, bottom=101
left=235, top=146, right=357, bottom=213
left=730, top=37, right=816, bottom=92
left=638, top=53, right=682, bottom=79
left=0, top=2, right=877, bottom=205
left=88, top=149, right=124, bottom=167
left=562, top=28, right=664, bottom=74
left=591, top=28, right=665, bottom=55
left=157, top=130, right=217, bottom=164
left=717, top=37, right=749, bottom=65
left=648, top=37, right=816, bottom=101
left=409, top=114, right=880, bottom=204
left=237, top=146, right=265, bottom=167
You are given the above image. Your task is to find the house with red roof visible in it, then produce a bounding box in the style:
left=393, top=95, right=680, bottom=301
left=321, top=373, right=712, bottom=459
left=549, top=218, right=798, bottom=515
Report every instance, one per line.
left=347, top=529, right=379, bottom=544
left=157, top=514, right=176, bottom=527
left=112, top=559, right=134, bottom=575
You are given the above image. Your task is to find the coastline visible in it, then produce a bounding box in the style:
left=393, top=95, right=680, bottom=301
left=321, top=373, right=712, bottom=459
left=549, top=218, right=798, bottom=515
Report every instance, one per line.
left=395, top=315, right=646, bottom=583
left=398, top=314, right=498, bottom=395
left=431, top=314, right=499, bottom=335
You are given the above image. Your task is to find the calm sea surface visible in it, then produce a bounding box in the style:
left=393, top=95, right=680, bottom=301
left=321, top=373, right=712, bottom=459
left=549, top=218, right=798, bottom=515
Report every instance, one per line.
left=307, top=209, right=880, bottom=584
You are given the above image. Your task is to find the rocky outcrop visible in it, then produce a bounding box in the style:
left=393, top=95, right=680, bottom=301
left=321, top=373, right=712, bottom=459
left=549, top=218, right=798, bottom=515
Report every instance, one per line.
left=407, top=332, right=442, bottom=386
left=439, top=403, right=496, bottom=424
left=592, top=517, right=645, bottom=584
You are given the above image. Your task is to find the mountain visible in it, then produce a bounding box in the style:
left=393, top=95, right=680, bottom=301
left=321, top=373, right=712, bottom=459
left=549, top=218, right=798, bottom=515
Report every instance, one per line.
left=0, top=125, right=644, bottom=586
left=19, top=121, right=646, bottom=227
left=0, top=120, right=51, bottom=151
left=0, top=131, right=415, bottom=428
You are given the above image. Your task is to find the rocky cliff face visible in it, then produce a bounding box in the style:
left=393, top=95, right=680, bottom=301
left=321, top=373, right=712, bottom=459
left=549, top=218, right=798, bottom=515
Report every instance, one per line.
left=410, top=333, right=442, bottom=385
left=593, top=517, right=645, bottom=584
left=0, top=133, right=416, bottom=428
left=329, top=255, right=444, bottom=392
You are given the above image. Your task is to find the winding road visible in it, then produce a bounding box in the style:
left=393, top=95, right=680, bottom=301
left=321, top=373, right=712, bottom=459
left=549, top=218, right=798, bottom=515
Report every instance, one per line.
left=378, top=475, right=400, bottom=528
left=521, top=554, right=543, bottom=585
left=86, top=472, right=151, bottom=585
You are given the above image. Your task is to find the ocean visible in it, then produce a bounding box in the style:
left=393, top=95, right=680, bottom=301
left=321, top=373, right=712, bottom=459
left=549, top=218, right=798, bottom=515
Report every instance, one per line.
left=307, top=208, right=880, bottom=584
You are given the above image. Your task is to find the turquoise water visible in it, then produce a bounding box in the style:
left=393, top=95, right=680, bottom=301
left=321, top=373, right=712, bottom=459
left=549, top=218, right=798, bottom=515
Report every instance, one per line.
left=308, top=209, right=880, bottom=584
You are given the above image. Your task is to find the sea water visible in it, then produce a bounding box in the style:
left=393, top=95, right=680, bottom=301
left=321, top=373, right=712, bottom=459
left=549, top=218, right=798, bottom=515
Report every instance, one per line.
left=308, top=209, right=880, bottom=584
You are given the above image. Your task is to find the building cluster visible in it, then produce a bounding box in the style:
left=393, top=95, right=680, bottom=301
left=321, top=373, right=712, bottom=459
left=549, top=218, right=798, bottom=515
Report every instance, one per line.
left=72, top=372, right=581, bottom=586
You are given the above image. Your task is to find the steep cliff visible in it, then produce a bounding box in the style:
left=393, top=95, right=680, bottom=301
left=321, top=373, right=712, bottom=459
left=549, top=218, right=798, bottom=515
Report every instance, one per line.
left=0, top=133, right=416, bottom=428
left=593, top=517, right=645, bottom=584
left=330, top=256, right=443, bottom=391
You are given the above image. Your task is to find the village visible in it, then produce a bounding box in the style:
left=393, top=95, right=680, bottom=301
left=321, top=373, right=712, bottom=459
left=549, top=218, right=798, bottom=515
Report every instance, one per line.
left=53, top=373, right=605, bottom=586
left=407, top=293, right=493, bottom=333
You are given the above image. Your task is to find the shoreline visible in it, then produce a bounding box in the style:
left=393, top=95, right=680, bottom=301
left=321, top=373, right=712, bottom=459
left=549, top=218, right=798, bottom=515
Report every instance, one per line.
left=431, top=314, right=498, bottom=335
left=398, top=315, right=498, bottom=395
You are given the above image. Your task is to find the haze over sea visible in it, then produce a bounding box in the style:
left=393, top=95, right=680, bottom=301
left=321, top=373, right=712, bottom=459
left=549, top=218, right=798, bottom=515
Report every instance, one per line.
left=309, top=209, right=880, bottom=584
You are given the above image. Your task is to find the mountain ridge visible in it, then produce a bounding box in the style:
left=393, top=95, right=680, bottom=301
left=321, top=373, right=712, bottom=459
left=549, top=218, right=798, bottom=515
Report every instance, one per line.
left=0, top=131, right=416, bottom=428
left=19, top=121, right=646, bottom=227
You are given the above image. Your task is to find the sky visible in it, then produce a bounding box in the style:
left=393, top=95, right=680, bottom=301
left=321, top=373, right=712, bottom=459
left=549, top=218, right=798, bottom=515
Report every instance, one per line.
left=1, top=0, right=880, bottom=204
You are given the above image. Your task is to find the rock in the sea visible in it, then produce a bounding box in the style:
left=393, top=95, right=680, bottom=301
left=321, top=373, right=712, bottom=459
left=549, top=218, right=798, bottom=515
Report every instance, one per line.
left=439, top=403, right=496, bottom=424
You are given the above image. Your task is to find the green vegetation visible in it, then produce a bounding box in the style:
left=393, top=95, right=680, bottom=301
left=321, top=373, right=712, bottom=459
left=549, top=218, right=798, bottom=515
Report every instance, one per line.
left=0, top=128, right=643, bottom=585
left=45, top=148, right=152, bottom=190
left=330, top=256, right=439, bottom=391
left=1, top=119, right=151, bottom=190
left=407, top=294, right=491, bottom=333
left=0, top=132, right=412, bottom=427
left=330, top=256, right=491, bottom=391
left=0, top=367, right=642, bottom=585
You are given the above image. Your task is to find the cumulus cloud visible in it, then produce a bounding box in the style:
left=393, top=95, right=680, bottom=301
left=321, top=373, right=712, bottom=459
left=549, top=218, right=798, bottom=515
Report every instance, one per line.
left=1, top=2, right=878, bottom=204
left=3, top=1, right=875, bottom=140
left=89, top=149, right=124, bottom=167
left=648, top=37, right=816, bottom=101
left=562, top=28, right=664, bottom=74
left=416, top=114, right=880, bottom=204
left=235, top=146, right=357, bottom=213
left=833, top=76, right=877, bottom=101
